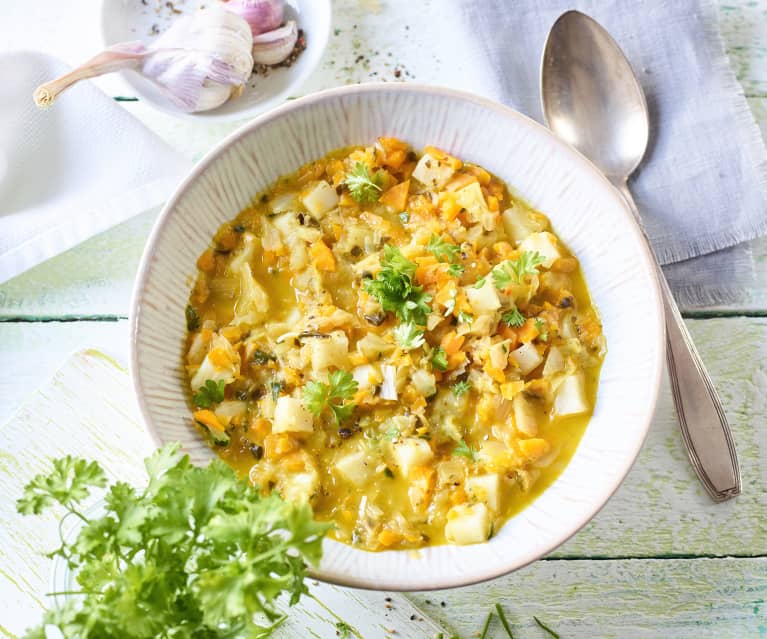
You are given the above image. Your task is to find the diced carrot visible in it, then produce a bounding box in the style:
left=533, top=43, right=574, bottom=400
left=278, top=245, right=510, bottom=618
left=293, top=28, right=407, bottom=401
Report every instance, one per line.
left=464, top=165, right=491, bottom=185
left=434, top=281, right=458, bottom=307
left=191, top=277, right=210, bottom=305
left=424, top=146, right=462, bottom=170
left=518, top=318, right=540, bottom=344
left=196, top=249, right=216, bottom=273
left=283, top=367, right=302, bottom=386
left=216, top=228, right=239, bottom=251
left=500, top=381, right=525, bottom=400
left=310, top=240, right=336, bottom=271
left=208, top=347, right=232, bottom=368
left=518, top=438, right=551, bottom=464
left=193, top=410, right=224, bottom=433
left=249, top=417, right=272, bottom=441
left=552, top=256, right=579, bottom=273
left=377, top=529, right=403, bottom=548
left=497, top=323, right=520, bottom=347
left=486, top=180, right=505, bottom=198
left=439, top=193, right=461, bottom=220
left=281, top=452, right=307, bottom=472
left=338, top=192, right=357, bottom=207
left=445, top=173, right=478, bottom=192
left=383, top=149, right=407, bottom=170
left=440, top=331, right=465, bottom=355
left=449, top=488, right=468, bottom=506
left=379, top=179, right=410, bottom=210
left=487, top=195, right=499, bottom=212
left=483, top=361, right=506, bottom=384
left=264, top=433, right=299, bottom=460
left=378, top=136, right=409, bottom=154
left=262, top=249, right=277, bottom=267
left=447, top=352, right=467, bottom=370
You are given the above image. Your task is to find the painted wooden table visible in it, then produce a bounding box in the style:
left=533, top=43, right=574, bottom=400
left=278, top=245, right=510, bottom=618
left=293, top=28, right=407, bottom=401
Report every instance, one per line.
left=1, top=1, right=767, bottom=637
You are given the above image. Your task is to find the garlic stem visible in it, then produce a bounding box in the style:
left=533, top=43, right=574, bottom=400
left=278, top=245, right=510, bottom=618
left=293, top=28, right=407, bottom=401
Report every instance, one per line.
left=34, top=47, right=144, bottom=108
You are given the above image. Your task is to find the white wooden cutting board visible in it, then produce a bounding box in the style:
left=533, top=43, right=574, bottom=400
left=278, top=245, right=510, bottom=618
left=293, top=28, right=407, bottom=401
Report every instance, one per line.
left=0, top=350, right=447, bottom=639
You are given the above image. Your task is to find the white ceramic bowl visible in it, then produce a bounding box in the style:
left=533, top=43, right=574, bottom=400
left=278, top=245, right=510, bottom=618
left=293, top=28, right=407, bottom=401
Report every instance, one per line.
left=130, top=84, right=664, bottom=590
left=100, top=0, right=331, bottom=122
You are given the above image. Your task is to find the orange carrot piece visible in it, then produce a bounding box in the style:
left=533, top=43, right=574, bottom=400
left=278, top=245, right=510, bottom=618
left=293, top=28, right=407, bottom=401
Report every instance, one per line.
left=311, top=240, right=336, bottom=271
left=379, top=180, right=410, bottom=210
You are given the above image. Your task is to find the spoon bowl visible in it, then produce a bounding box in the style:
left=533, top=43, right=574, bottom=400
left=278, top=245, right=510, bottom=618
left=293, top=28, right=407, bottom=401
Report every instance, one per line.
left=541, top=10, right=649, bottom=181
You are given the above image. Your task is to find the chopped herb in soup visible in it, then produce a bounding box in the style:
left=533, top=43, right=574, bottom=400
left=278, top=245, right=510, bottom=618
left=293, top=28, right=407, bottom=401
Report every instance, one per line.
left=184, top=138, right=605, bottom=551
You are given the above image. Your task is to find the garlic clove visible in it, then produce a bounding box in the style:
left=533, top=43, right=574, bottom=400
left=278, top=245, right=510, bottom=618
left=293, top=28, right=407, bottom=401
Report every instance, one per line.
left=223, top=0, right=285, bottom=36
left=251, top=20, right=298, bottom=66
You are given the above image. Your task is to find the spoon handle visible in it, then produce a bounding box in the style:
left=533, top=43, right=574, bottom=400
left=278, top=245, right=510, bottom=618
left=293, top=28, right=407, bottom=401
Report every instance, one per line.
left=615, top=182, right=741, bottom=502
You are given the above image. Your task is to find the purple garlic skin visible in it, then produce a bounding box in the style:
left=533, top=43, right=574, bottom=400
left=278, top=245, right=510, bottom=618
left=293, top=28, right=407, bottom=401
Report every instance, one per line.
left=251, top=20, right=298, bottom=65
left=223, top=0, right=285, bottom=36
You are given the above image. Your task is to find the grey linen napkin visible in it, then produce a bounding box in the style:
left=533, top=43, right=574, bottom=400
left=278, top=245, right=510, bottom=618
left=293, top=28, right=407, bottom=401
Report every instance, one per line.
left=453, top=0, right=767, bottom=306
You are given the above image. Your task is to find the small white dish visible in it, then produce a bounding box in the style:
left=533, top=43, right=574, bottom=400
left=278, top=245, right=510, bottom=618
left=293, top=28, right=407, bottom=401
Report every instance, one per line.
left=130, top=83, right=664, bottom=590
left=99, top=0, right=331, bottom=121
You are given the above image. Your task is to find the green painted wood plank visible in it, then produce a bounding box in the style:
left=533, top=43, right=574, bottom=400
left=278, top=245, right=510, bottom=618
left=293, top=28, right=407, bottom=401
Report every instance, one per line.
left=411, top=557, right=767, bottom=639
left=1, top=317, right=766, bottom=562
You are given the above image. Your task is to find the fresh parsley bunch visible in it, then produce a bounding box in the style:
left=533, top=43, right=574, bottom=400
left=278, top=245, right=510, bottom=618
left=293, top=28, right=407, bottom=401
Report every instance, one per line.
left=364, top=245, right=432, bottom=325
left=16, top=444, right=329, bottom=639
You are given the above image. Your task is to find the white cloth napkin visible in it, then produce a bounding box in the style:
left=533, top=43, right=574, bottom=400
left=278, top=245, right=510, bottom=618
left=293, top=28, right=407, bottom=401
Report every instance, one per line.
left=453, top=0, right=767, bottom=306
left=0, top=52, right=191, bottom=284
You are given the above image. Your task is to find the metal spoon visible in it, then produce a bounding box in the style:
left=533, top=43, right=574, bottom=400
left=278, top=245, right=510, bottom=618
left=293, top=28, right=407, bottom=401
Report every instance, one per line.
left=541, top=10, right=741, bottom=502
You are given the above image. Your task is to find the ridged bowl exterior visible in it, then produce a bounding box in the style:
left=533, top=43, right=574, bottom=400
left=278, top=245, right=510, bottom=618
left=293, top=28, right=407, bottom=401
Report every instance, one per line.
left=130, top=84, right=664, bottom=591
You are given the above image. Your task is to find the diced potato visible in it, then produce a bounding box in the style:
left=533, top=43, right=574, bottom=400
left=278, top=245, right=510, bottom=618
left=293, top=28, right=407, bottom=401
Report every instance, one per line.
left=445, top=503, right=491, bottom=545
left=352, top=364, right=382, bottom=391
left=436, top=459, right=466, bottom=486
left=190, top=334, right=240, bottom=390
left=302, top=180, right=339, bottom=218
left=272, top=396, right=314, bottom=433
left=542, top=345, right=566, bottom=377
left=501, top=204, right=548, bottom=243
left=553, top=373, right=589, bottom=417
left=334, top=451, right=370, bottom=486
left=466, top=474, right=501, bottom=511
left=279, top=468, right=318, bottom=503
left=465, top=278, right=501, bottom=313
left=392, top=437, right=433, bottom=477
left=509, top=342, right=543, bottom=375
left=512, top=393, right=539, bottom=437
left=412, top=153, right=455, bottom=189
left=214, top=401, right=247, bottom=427
left=308, top=331, right=349, bottom=371
left=488, top=340, right=511, bottom=371
left=464, top=313, right=496, bottom=337
left=519, top=232, right=562, bottom=268
left=356, top=333, right=395, bottom=360
left=454, top=182, right=492, bottom=229
left=411, top=369, right=437, bottom=397
left=517, top=438, right=551, bottom=465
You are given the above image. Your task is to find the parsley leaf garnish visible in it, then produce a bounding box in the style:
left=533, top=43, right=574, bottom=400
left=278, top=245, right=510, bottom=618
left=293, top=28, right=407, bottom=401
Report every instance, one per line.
left=17, top=444, right=329, bottom=639
left=394, top=322, right=425, bottom=350
left=431, top=346, right=448, bottom=371
left=473, top=275, right=487, bottom=289
left=193, top=379, right=225, bottom=408
left=491, top=251, right=545, bottom=289
left=452, top=380, right=471, bottom=397
left=535, top=318, right=549, bottom=341
left=253, top=349, right=276, bottom=365
left=453, top=438, right=478, bottom=462
left=457, top=311, right=474, bottom=325
left=303, top=370, right=358, bottom=425
left=447, top=262, right=465, bottom=277
left=363, top=245, right=432, bottom=325
left=185, top=304, right=200, bottom=331
left=427, top=234, right=461, bottom=262
left=344, top=162, right=383, bottom=203
left=502, top=308, right=526, bottom=328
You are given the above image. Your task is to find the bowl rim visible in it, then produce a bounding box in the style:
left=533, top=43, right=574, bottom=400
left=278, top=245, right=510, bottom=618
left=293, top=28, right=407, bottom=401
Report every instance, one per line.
left=129, top=82, right=665, bottom=590
left=97, top=0, right=332, bottom=122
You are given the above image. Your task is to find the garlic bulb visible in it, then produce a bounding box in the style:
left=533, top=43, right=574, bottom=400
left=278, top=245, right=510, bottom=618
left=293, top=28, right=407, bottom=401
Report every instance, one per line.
left=223, top=0, right=285, bottom=36
left=34, top=7, right=254, bottom=113
left=251, top=20, right=298, bottom=65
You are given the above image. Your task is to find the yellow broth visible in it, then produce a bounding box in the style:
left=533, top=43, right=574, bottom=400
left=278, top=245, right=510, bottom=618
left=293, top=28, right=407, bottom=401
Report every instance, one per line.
left=184, top=139, right=605, bottom=551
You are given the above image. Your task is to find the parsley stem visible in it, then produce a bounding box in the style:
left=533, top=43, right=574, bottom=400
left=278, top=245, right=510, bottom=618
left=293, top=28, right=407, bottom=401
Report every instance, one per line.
left=533, top=616, right=560, bottom=638
left=479, top=611, right=494, bottom=639
left=495, top=603, right=514, bottom=638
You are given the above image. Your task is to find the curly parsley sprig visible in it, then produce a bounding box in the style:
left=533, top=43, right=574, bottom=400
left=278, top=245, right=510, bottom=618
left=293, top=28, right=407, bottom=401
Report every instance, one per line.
left=344, top=162, right=383, bottom=203
left=492, top=251, right=545, bottom=289
left=16, top=444, right=329, bottom=639
left=303, top=370, right=359, bottom=426
left=363, top=245, right=433, bottom=325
